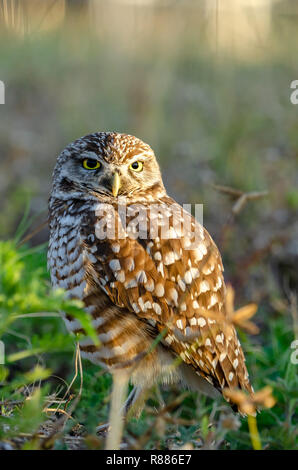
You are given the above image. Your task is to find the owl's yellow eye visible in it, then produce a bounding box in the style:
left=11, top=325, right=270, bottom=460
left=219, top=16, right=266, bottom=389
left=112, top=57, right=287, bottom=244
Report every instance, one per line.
left=129, top=161, right=143, bottom=172
left=82, top=158, right=101, bottom=170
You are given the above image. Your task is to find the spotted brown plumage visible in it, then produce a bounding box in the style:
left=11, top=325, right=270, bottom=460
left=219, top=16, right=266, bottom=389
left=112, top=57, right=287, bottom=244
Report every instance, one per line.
left=48, top=132, right=253, bottom=411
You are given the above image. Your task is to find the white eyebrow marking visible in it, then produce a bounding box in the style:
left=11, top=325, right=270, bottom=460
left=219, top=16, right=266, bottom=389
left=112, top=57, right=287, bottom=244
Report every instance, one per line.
left=79, top=151, right=101, bottom=161
left=127, top=153, right=146, bottom=163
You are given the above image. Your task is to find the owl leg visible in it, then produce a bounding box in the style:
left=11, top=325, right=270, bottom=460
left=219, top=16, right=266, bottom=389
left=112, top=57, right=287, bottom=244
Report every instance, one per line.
left=105, top=369, right=131, bottom=450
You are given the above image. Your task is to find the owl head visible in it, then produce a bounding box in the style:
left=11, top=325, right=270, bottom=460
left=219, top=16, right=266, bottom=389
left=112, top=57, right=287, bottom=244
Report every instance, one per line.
left=50, top=132, right=165, bottom=202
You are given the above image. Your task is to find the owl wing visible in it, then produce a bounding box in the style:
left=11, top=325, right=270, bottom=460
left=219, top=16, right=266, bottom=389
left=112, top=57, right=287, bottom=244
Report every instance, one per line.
left=82, top=196, right=252, bottom=395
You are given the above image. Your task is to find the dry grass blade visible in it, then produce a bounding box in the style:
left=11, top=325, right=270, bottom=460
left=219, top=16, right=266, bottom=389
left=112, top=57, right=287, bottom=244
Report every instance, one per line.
left=224, top=386, right=276, bottom=451
left=43, top=408, right=74, bottom=420
left=252, top=386, right=276, bottom=409
left=17, top=219, right=48, bottom=247
left=232, top=304, right=258, bottom=323
left=212, top=184, right=243, bottom=198
left=212, top=184, right=268, bottom=215
left=223, top=386, right=276, bottom=416
left=225, top=284, right=259, bottom=334
left=40, top=343, right=83, bottom=449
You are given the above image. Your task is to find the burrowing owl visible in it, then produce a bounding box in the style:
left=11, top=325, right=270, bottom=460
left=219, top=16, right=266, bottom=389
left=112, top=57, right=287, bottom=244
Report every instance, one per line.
left=48, top=132, right=253, bottom=414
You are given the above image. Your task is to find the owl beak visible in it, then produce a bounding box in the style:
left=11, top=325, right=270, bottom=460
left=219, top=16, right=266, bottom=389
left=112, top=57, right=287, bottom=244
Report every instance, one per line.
left=112, top=172, right=121, bottom=197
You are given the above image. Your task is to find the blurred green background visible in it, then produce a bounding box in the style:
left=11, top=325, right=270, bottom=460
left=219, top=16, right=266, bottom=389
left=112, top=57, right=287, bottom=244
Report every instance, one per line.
left=0, top=0, right=297, bottom=449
